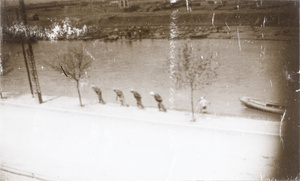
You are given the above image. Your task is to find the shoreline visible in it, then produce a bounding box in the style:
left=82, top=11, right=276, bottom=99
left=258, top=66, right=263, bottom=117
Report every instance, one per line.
left=2, top=1, right=297, bottom=43
left=2, top=25, right=297, bottom=43
left=0, top=92, right=283, bottom=123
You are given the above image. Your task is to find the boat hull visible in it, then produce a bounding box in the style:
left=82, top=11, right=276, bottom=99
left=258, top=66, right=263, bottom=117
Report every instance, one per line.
left=240, top=96, right=286, bottom=114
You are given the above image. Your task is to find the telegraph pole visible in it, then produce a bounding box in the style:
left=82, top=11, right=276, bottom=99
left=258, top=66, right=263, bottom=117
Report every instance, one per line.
left=3, top=0, right=10, bottom=27
left=19, top=0, right=43, bottom=104
left=15, top=9, right=34, bottom=97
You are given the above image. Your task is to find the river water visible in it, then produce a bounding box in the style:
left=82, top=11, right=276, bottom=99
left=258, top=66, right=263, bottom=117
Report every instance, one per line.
left=2, top=38, right=296, bottom=121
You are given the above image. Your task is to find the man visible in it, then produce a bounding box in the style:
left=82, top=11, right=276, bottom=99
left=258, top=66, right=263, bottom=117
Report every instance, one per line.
left=113, top=88, right=128, bottom=106
left=91, top=84, right=105, bottom=104
left=130, top=89, right=144, bottom=109
left=197, top=96, right=208, bottom=113
left=150, top=91, right=167, bottom=112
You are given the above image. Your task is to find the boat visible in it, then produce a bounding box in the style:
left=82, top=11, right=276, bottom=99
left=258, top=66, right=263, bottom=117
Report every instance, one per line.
left=190, top=33, right=209, bottom=39
left=239, top=96, right=286, bottom=114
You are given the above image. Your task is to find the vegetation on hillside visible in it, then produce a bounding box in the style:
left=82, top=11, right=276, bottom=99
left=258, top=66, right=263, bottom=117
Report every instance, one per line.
left=1, top=0, right=298, bottom=41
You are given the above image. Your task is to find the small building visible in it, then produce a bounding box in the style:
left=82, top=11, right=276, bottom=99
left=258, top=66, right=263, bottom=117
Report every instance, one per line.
left=32, top=13, right=39, bottom=21
left=109, top=0, right=129, bottom=8
left=109, top=1, right=119, bottom=6
left=119, top=0, right=129, bottom=8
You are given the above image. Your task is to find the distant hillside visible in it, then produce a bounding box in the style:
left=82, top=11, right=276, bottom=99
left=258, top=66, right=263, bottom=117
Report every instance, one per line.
left=1, top=0, right=298, bottom=41
left=2, top=0, right=70, bottom=6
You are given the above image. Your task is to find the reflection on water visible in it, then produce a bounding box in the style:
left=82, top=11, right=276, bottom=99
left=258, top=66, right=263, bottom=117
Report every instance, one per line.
left=2, top=39, right=295, bottom=121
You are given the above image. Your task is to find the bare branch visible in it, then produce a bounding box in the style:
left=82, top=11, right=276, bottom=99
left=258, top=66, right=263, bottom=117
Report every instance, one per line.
left=0, top=52, right=13, bottom=76
left=44, top=45, right=93, bottom=106
left=167, top=41, right=219, bottom=121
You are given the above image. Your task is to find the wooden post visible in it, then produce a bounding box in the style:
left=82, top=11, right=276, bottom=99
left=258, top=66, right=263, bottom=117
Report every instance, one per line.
left=19, top=0, right=43, bottom=104
left=15, top=9, right=34, bottom=98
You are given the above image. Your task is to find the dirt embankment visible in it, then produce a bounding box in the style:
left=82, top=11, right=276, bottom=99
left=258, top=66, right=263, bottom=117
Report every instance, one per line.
left=2, top=1, right=298, bottom=42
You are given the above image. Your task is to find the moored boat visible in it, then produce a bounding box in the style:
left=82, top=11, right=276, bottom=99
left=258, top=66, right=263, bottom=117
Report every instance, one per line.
left=240, top=96, right=286, bottom=114
left=190, top=33, right=209, bottom=39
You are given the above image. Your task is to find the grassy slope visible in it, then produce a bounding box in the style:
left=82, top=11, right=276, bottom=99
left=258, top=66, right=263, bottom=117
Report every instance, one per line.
left=1, top=1, right=298, bottom=40
left=3, top=1, right=298, bottom=27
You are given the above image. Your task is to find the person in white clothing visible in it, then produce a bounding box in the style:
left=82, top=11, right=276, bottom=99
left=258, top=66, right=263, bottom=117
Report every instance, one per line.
left=197, top=96, right=208, bottom=113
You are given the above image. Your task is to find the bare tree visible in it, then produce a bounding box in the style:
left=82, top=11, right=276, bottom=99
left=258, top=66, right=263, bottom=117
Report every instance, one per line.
left=0, top=52, right=13, bottom=76
left=0, top=52, right=13, bottom=99
left=170, top=41, right=219, bottom=121
left=47, top=46, right=92, bottom=106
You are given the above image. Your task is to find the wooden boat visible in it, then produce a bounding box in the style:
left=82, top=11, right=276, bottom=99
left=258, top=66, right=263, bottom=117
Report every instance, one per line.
left=190, top=33, right=209, bottom=39
left=239, top=96, right=286, bottom=114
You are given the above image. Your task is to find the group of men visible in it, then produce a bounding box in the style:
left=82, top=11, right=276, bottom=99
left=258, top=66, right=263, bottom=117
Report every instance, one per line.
left=92, top=84, right=167, bottom=112
left=92, top=84, right=208, bottom=113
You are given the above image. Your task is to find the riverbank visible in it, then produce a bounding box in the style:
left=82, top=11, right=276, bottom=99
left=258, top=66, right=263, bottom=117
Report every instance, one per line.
left=1, top=0, right=298, bottom=42
left=0, top=93, right=283, bottom=135
left=51, top=25, right=298, bottom=42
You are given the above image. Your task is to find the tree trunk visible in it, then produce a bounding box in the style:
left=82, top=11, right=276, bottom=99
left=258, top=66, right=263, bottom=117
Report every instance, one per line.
left=76, top=80, right=83, bottom=106
left=190, top=82, right=195, bottom=122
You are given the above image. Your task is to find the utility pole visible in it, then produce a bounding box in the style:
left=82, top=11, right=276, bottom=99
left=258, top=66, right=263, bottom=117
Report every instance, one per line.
left=18, top=0, right=43, bottom=104
left=3, top=0, right=10, bottom=27
left=15, top=9, right=34, bottom=98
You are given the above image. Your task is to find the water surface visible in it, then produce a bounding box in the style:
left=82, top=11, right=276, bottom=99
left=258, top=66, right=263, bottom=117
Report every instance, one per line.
left=2, top=39, right=294, bottom=121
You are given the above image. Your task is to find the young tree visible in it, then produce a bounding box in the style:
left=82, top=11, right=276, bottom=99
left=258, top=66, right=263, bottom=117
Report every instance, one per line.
left=0, top=52, right=13, bottom=99
left=0, top=52, right=13, bottom=76
left=170, top=41, right=219, bottom=121
left=46, top=46, right=92, bottom=106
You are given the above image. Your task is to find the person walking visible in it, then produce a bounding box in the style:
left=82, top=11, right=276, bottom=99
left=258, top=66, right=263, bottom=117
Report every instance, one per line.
left=113, top=88, right=128, bottom=107
left=130, top=89, right=144, bottom=109
left=91, top=84, right=105, bottom=104
left=197, top=96, right=208, bottom=113
left=150, top=91, right=167, bottom=112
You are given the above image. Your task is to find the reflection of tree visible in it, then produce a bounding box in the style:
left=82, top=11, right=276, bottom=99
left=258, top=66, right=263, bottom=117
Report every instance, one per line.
left=0, top=52, right=13, bottom=99
left=46, top=46, right=92, bottom=106
left=170, top=42, right=219, bottom=121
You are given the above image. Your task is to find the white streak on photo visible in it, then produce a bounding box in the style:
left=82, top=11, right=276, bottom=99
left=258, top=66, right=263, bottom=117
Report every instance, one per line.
left=237, top=27, right=241, bottom=51
left=169, top=9, right=179, bottom=110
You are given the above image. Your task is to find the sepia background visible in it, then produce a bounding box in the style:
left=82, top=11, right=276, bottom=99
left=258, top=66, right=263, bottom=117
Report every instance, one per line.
left=1, top=0, right=299, bottom=180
